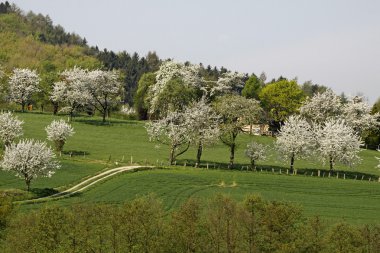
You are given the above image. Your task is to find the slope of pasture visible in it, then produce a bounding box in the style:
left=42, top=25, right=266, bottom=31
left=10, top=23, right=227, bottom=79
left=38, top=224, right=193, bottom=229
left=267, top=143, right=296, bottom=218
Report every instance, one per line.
left=15, top=113, right=380, bottom=171
left=0, top=112, right=379, bottom=194
left=23, top=169, right=380, bottom=224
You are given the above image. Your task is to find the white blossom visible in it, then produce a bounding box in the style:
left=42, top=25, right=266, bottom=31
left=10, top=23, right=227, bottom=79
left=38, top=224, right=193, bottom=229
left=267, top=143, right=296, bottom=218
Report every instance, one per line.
left=50, top=67, right=92, bottom=120
left=1, top=139, right=60, bottom=191
left=8, top=68, right=40, bottom=111
left=211, top=71, right=245, bottom=96
left=87, top=69, right=122, bottom=122
left=146, top=111, right=193, bottom=165
left=245, top=141, right=268, bottom=169
left=149, top=61, right=202, bottom=114
left=45, top=119, right=74, bottom=152
left=214, top=95, right=262, bottom=167
left=276, top=115, right=315, bottom=171
left=300, top=88, right=342, bottom=123
left=121, top=104, right=136, bottom=115
left=0, top=112, right=23, bottom=147
left=183, top=99, right=221, bottom=165
left=341, top=96, right=380, bottom=135
left=314, top=119, right=363, bottom=170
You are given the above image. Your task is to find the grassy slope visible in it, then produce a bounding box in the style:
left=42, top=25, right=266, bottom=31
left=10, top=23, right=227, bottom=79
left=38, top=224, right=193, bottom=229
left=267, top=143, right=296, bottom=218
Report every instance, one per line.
left=1, top=113, right=379, bottom=224
left=26, top=169, right=380, bottom=224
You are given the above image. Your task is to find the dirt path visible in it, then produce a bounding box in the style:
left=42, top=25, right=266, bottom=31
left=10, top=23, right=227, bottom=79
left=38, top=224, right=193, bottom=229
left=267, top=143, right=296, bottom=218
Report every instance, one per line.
left=20, top=165, right=148, bottom=204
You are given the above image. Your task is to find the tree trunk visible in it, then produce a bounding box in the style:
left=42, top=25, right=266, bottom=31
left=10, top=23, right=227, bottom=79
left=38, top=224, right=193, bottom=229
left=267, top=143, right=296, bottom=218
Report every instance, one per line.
left=290, top=153, right=295, bottom=173
left=25, top=178, right=31, bottom=192
left=169, top=145, right=175, bottom=165
left=329, top=156, right=334, bottom=171
left=52, top=101, right=59, bottom=115
left=102, top=111, right=106, bottom=123
left=251, top=159, right=255, bottom=170
left=195, top=142, right=203, bottom=167
left=21, top=102, right=25, bottom=112
left=229, top=143, right=235, bottom=168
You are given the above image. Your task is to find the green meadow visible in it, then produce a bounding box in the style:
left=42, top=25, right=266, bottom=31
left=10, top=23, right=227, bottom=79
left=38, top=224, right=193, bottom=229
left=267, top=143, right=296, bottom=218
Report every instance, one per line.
left=1, top=112, right=380, bottom=224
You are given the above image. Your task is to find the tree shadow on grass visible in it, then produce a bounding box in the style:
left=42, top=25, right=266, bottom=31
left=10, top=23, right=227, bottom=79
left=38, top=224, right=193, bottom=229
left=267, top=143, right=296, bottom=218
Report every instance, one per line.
left=62, top=150, right=90, bottom=157
left=174, top=159, right=379, bottom=181
left=30, top=188, right=59, bottom=198
left=74, top=118, right=140, bottom=126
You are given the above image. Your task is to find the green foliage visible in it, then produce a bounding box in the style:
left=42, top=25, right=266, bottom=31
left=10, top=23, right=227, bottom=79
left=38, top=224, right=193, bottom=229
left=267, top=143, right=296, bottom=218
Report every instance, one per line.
left=134, top=72, right=156, bottom=120
left=365, top=98, right=380, bottom=149
left=301, top=80, right=327, bottom=98
left=259, top=79, right=305, bottom=126
left=324, top=222, right=365, bottom=253
left=372, top=98, right=380, bottom=114
left=154, top=77, right=198, bottom=117
left=168, top=198, right=203, bottom=252
left=214, top=95, right=262, bottom=167
left=242, top=74, right=263, bottom=100
left=0, top=196, right=13, bottom=237
left=3, top=195, right=380, bottom=252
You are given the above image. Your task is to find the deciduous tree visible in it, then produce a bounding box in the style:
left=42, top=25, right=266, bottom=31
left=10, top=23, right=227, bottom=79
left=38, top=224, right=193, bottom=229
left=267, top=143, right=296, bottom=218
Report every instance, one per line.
left=276, top=115, right=314, bottom=172
left=8, top=68, right=40, bottom=112
left=184, top=99, right=220, bottom=166
left=300, top=88, right=342, bottom=123
left=50, top=67, right=91, bottom=121
left=148, top=61, right=202, bottom=116
left=342, top=96, right=380, bottom=136
left=245, top=141, right=268, bottom=170
left=259, top=79, right=305, bottom=129
left=87, top=69, right=122, bottom=123
left=134, top=72, right=156, bottom=120
left=214, top=95, right=262, bottom=167
left=45, top=119, right=74, bottom=152
left=1, top=139, right=60, bottom=191
left=146, top=111, right=193, bottom=165
left=0, top=112, right=23, bottom=147
left=242, top=74, right=262, bottom=100
left=314, top=119, right=362, bottom=171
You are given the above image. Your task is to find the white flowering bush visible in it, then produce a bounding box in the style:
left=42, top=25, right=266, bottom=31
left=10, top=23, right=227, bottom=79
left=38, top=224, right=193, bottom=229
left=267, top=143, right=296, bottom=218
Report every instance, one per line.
left=45, top=119, right=75, bottom=152
left=50, top=67, right=92, bottom=120
left=276, top=115, right=315, bottom=171
left=146, top=111, right=193, bottom=165
left=8, top=68, right=40, bottom=112
left=1, top=139, right=60, bottom=191
left=0, top=112, right=23, bottom=147
left=121, top=104, right=136, bottom=115
left=300, top=89, right=342, bottom=123
left=148, top=61, right=202, bottom=115
left=245, top=141, right=268, bottom=169
left=341, top=96, right=380, bottom=136
left=183, top=99, right=221, bottom=166
left=87, top=70, right=122, bottom=122
left=314, top=119, right=363, bottom=170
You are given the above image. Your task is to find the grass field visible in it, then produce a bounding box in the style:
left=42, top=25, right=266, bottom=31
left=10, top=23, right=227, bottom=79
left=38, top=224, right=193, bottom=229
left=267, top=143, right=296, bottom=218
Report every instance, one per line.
left=1, top=112, right=380, bottom=224
left=22, top=168, right=380, bottom=224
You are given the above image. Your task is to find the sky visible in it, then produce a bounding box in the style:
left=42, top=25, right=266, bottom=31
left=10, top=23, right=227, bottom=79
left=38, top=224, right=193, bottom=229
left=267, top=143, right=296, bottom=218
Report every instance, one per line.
left=10, top=0, right=380, bottom=103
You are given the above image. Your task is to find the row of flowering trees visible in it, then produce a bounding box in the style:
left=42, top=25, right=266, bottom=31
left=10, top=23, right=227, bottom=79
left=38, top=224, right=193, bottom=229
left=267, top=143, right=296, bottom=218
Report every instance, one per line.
left=0, top=112, right=74, bottom=190
left=145, top=61, right=380, bottom=170
left=145, top=61, right=263, bottom=167
left=4, top=67, right=122, bottom=122
left=276, top=89, right=379, bottom=171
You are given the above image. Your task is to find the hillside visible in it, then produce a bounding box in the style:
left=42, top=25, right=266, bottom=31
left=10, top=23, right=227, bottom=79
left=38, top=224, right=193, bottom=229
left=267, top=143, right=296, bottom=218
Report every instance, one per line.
left=0, top=12, right=101, bottom=72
